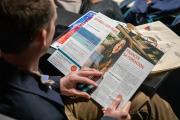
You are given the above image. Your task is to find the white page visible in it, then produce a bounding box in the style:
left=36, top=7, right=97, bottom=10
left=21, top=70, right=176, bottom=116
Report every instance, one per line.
left=136, top=21, right=180, bottom=73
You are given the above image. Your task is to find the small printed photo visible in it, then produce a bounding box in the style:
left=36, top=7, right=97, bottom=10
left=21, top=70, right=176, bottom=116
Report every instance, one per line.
left=84, top=32, right=130, bottom=73
left=116, top=24, right=163, bottom=65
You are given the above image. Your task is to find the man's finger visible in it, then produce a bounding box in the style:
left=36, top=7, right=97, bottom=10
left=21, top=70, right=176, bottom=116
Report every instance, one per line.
left=119, top=111, right=130, bottom=119
left=73, top=76, right=98, bottom=87
left=77, top=70, right=102, bottom=77
left=127, top=114, right=131, bottom=120
left=108, top=95, right=122, bottom=110
left=81, top=67, right=95, bottom=71
left=122, top=101, right=131, bottom=112
left=90, top=0, right=102, bottom=4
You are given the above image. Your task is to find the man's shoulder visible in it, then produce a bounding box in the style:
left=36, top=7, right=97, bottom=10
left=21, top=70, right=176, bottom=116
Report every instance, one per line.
left=0, top=80, right=66, bottom=120
left=0, top=59, right=66, bottom=119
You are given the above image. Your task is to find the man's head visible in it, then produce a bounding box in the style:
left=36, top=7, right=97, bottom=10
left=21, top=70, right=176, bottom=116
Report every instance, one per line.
left=0, top=0, right=57, bottom=54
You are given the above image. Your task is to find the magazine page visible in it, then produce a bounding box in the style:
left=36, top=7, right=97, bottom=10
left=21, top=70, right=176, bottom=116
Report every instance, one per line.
left=84, top=24, right=164, bottom=107
left=48, top=13, right=120, bottom=75
left=51, top=11, right=96, bottom=49
left=136, top=21, right=180, bottom=73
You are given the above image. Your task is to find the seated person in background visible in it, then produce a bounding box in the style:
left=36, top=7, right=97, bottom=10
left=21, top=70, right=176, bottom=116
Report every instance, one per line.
left=55, top=0, right=102, bottom=13
left=0, top=0, right=179, bottom=120
left=55, top=0, right=124, bottom=22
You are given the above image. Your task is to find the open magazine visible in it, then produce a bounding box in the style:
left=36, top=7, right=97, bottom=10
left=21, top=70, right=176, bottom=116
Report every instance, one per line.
left=48, top=12, right=164, bottom=107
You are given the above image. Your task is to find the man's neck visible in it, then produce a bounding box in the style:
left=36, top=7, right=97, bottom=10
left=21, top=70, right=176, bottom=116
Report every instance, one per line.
left=1, top=52, right=40, bottom=73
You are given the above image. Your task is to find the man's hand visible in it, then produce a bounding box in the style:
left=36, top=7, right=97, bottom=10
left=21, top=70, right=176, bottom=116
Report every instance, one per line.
left=60, top=68, right=102, bottom=99
left=103, top=95, right=131, bottom=120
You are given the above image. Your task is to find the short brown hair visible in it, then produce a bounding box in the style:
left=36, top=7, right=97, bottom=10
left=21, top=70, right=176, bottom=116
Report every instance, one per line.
left=0, top=0, right=54, bottom=53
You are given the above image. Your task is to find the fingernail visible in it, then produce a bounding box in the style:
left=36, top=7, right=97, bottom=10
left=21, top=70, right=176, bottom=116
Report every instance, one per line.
left=87, top=95, right=91, bottom=99
left=117, top=95, right=122, bottom=99
left=128, top=101, right=131, bottom=105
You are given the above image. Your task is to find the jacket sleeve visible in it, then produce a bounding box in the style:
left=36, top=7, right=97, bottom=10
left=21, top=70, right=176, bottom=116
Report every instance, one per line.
left=49, top=76, right=63, bottom=93
left=101, top=116, right=117, bottom=120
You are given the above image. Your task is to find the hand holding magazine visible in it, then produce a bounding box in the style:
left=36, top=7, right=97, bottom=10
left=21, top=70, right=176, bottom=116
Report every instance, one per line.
left=48, top=12, right=164, bottom=107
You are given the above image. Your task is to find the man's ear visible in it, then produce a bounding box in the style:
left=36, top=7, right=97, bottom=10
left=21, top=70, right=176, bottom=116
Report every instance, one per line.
left=36, top=29, right=48, bottom=47
left=42, top=29, right=48, bottom=47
